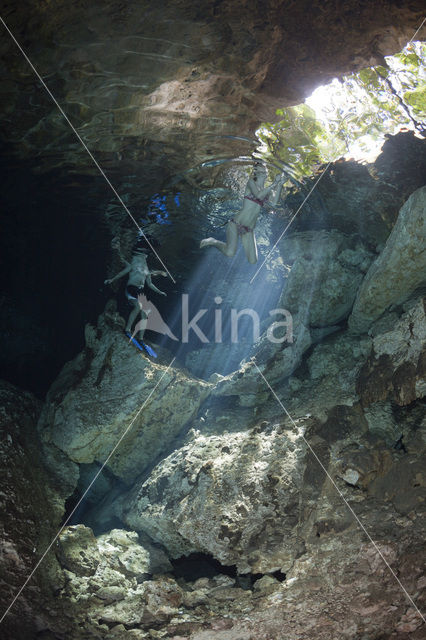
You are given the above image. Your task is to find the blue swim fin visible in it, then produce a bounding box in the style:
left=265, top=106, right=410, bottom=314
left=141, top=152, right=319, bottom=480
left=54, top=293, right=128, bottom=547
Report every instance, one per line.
left=125, top=332, right=157, bottom=358
left=141, top=341, right=157, bottom=358
left=125, top=331, right=144, bottom=351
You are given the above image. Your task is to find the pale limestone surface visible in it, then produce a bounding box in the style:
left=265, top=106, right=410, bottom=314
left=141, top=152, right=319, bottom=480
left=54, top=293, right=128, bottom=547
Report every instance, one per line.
left=118, top=424, right=307, bottom=573
left=57, top=526, right=184, bottom=633
left=37, top=307, right=211, bottom=485
left=279, top=230, right=374, bottom=327
left=349, top=185, right=426, bottom=333
left=356, top=298, right=426, bottom=407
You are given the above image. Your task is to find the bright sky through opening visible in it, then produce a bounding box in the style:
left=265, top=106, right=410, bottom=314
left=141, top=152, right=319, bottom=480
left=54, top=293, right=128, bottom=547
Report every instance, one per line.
left=306, top=41, right=425, bottom=163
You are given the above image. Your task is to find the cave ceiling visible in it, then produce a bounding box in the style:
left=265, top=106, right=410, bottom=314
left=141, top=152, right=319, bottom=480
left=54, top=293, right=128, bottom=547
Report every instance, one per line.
left=0, top=0, right=425, bottom=201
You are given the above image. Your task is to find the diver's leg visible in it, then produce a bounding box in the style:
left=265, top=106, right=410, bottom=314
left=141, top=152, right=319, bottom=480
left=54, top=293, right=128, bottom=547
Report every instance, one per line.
left=137, top=309, right=149, bottom=341
left=200, top=221, right=238, bottom=257
left=131, top=308, right=149, bottom=340
left=241, top=231, right=258, bottom=264
left=126, top=300, right=140, bottom=333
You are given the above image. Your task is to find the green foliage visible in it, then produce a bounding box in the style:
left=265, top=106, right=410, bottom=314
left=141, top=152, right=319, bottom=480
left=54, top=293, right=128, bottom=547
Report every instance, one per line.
left=257, top=42, right=426, bottom=180
left=403, top=87, right=426, bottom=116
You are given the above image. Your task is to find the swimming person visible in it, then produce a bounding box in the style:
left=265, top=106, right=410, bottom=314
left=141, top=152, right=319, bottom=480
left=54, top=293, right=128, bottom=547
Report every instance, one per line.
left=199, top=163, right=286, bottom=264
left=104, top=247, right=167, bottom=341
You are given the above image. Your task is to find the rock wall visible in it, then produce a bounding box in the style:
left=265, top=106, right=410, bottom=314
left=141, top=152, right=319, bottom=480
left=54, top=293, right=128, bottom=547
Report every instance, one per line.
left=37, top=302, right=211, bottom=488
left=349, top=185, right=426, bottom=333
left=0, top=382, right=63, bottom=640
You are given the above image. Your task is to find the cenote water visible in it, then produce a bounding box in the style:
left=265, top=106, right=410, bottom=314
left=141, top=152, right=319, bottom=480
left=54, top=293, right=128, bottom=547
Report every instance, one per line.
left=0, top=11, right=425, bottom=640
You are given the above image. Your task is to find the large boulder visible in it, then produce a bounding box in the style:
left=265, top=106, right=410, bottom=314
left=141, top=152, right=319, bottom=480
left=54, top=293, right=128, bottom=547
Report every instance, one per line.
left=349, top=185, right=426, bottom=334
left=55, top=526, right=179, bottom=635
left=38, top=305, right=211, bottom=486
left=278, top=230, right=374, bottom=328
left=118, top=421, right=309, bottom=574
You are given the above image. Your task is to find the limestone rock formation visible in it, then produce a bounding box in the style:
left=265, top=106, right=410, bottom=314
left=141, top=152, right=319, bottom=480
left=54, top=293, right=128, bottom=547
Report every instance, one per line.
left=2, top=303, right=426, bottom=639
left=278, top=230, right=374, bottom=327
left=118, top=422, right=307, bottom=573
left=37, top=303, right=211, bottom=486
left=55, top=526, right=181, bottom=635
left=349, top=185, right=426, bottom=334
left=0, top=381, right=64, bottom=640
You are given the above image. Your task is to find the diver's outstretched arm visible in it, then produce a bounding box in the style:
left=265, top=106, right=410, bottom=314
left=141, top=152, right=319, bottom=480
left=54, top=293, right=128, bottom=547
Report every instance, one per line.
left=146, top=274, right=167, bottom=295
left=104, top=265, right=131, bottom=285
left=268, top=176, right=286, bottom=206
left=150, top=270, right=168, bottom=278
left=248, top=174, right=284, bottom=200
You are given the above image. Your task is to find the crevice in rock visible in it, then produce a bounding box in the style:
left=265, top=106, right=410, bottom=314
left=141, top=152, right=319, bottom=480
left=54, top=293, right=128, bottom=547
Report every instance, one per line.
left=62, top=462, right=128, bottom=531
left=171, top=552, right=237, bottom=582
left=170, top=552, right=286, bottom=588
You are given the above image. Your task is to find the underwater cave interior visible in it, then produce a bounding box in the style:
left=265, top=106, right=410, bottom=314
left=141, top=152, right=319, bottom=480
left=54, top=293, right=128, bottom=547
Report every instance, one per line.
left=0, top=2, right=425, bottom=639
left=2, top=38, right=425, bottom=394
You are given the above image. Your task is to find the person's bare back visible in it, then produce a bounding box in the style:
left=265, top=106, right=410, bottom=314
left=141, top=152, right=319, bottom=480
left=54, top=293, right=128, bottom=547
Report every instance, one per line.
left=127, top=255, right=150, bottom=288
left=104, top=249, right=167, bottom=340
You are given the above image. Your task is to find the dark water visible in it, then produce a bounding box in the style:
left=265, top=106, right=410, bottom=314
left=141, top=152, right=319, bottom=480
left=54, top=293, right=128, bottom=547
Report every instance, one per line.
left=0, top=148, right=111, bottom=395
left=0, top=134, right=302, bottom=394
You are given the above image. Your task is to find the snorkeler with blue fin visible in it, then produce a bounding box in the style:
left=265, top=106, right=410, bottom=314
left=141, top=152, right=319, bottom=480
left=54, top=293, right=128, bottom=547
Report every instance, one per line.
left=105, top=241, right=168, bottom=358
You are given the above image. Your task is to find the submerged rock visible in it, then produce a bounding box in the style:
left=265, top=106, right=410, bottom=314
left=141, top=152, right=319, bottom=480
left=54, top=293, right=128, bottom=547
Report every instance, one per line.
left=57, top=525, right=101, bottom=577
left=55, top=526, right=178, bottom=633
left=38, top=305, right=211, bottom=485
left=279, top=230, right=374, bottom=327
left=0, top=381, right=64, bottom=640
left=349, top=185, right=426, bottom=333
left=96, top=528, right=172, bottom=578
left=118, top=421, right=308, bottom=573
